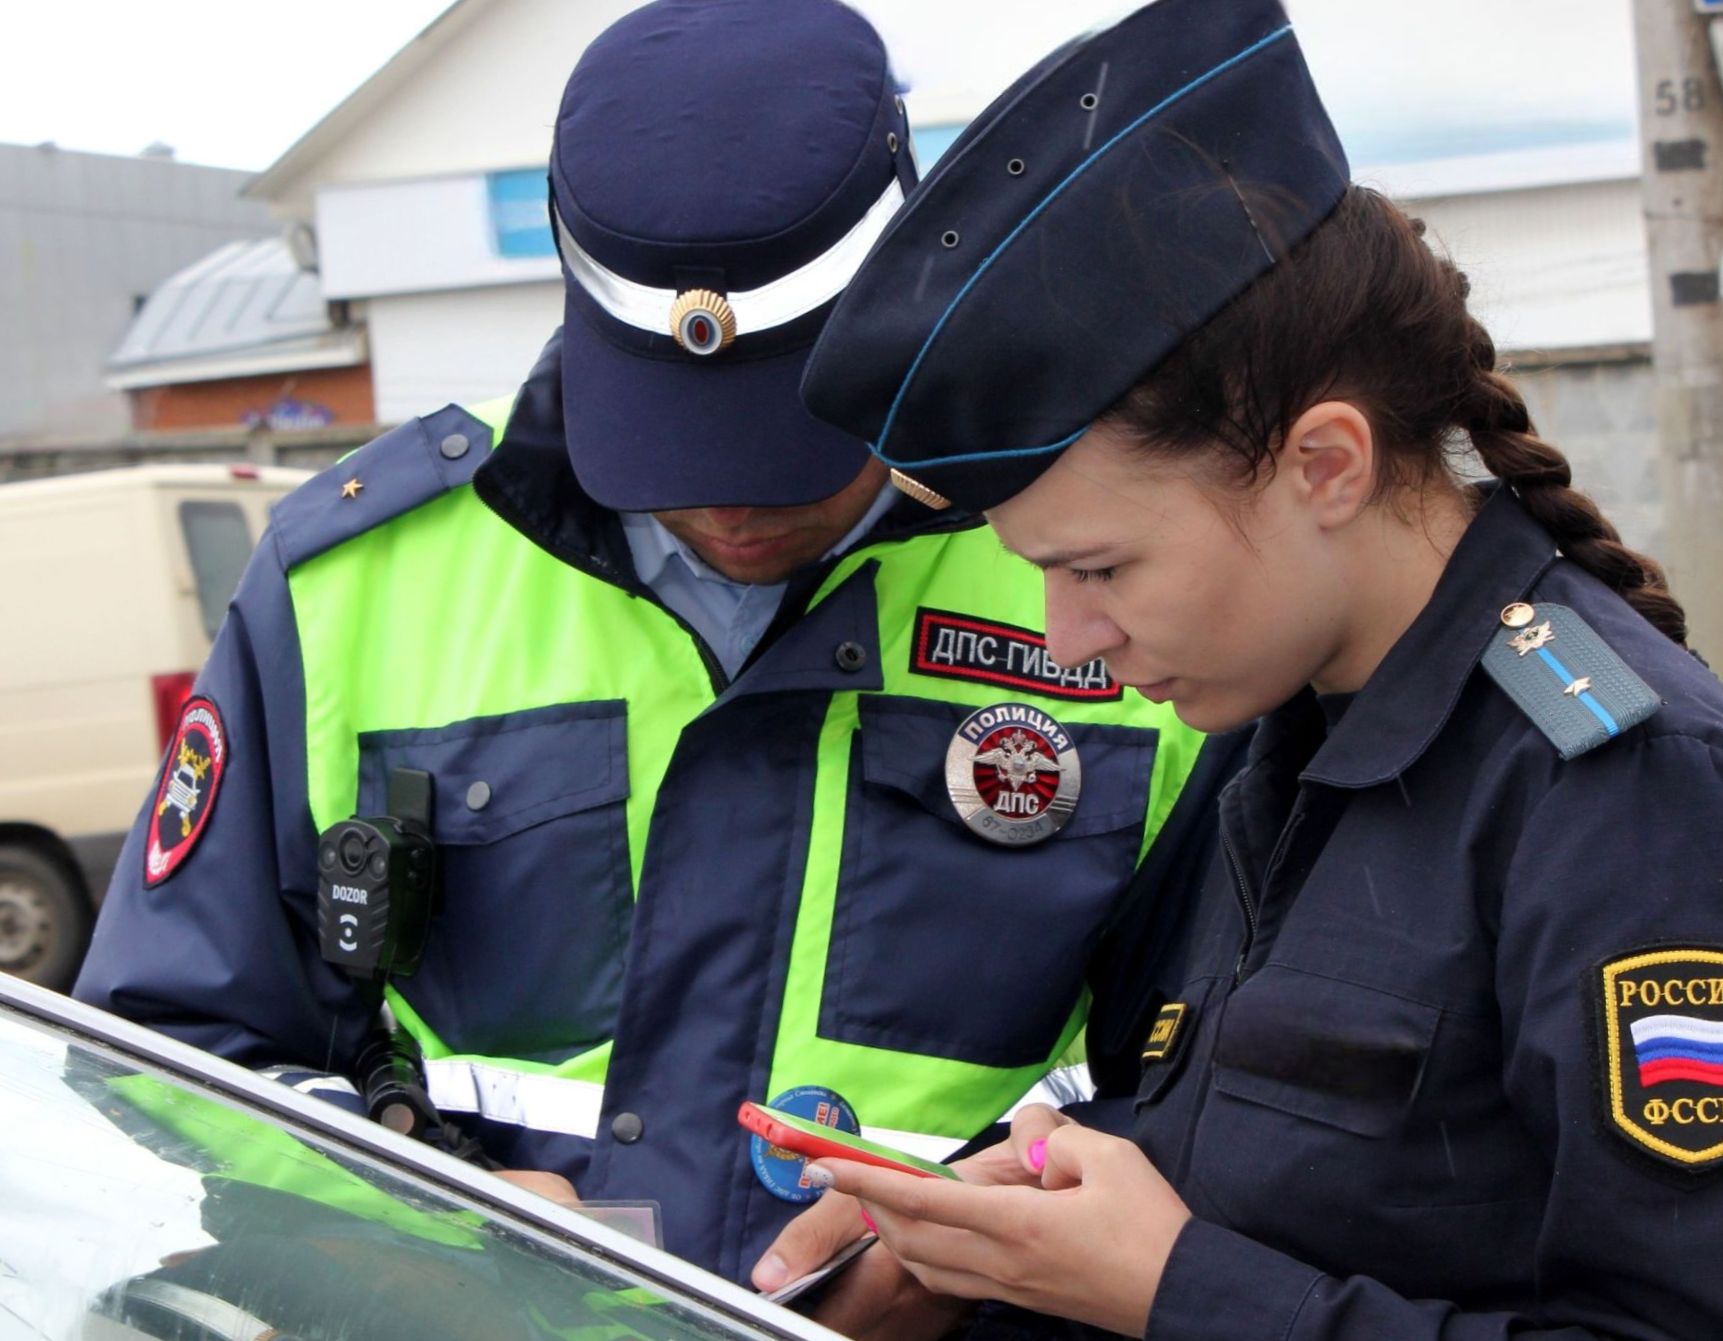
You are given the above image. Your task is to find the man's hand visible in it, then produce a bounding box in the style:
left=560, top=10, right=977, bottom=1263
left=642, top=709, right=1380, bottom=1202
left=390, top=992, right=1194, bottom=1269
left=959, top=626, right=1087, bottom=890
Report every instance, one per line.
left=753, top=1186, right=967, bottom=1340
left=494, top=1168, right=581, bottom=1209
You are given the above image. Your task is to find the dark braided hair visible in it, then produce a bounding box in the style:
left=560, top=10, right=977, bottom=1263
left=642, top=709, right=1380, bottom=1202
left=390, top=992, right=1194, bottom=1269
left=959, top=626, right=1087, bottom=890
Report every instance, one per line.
left=1104, top=185, right=1688, bottom=645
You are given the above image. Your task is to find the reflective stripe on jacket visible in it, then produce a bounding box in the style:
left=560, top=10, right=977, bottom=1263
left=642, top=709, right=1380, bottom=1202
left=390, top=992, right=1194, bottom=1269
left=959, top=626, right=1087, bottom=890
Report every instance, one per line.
left=78, top=339, right=1208, bottom=1281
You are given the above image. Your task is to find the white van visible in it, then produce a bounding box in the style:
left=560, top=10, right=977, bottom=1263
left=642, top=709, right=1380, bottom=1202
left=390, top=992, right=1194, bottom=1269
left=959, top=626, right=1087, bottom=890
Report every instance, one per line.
left=0, top=463, right=310, bottom=988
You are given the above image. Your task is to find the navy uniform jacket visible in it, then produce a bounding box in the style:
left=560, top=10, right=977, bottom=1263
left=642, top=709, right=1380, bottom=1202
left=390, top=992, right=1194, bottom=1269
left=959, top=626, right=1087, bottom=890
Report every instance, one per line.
left=1092, top=487, right=1723, bottom=1340
left=74, top=340, right=1209, bottom=1284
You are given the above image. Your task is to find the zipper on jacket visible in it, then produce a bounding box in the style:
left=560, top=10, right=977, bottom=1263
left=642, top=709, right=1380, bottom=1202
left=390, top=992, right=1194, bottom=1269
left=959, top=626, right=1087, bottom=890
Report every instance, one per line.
left=1225, top=803, right=1310, bottom=986
left=1222, top=828, right=1257, bottom=985
left=733, top=508, right=977, bottom=679
left=475, top=481, right=730, bottom=694
left=604, top=565, right=730, bottom=695
left=551, top=549, right=730, bottom=696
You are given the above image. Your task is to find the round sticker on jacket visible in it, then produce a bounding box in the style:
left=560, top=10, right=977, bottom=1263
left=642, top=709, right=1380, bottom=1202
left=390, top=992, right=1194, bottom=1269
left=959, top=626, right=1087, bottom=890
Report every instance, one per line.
left=750, top=1085, right=861, bottom=1203
left=946, top=703, right=1081, bottom=846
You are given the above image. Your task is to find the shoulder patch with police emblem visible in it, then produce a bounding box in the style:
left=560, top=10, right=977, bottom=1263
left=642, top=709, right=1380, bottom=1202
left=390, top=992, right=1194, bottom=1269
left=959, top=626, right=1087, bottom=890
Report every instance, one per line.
left=1596, top=946, right=1723, bottom=1172
left=145, top=697, right=227, bottom=886
left=946, top=703, right=1081, bottom=846
left=1481, top=602, right=1660, bottom=760
left=912, top=608, right=1122, bottom=702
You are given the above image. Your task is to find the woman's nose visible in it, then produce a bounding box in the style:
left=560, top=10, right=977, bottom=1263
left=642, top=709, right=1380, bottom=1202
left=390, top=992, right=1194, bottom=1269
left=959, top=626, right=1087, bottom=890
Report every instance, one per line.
left=1044, top=580, right=1123, bottom=671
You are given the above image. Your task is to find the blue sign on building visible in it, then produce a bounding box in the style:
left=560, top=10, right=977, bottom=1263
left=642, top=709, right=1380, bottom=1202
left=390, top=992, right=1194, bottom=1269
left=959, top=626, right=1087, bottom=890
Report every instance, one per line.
left=913, top=123, right=965, bottom=166
left=486, top=169, right=555, bottom=259
left=482, top=128, right=969, bottom=261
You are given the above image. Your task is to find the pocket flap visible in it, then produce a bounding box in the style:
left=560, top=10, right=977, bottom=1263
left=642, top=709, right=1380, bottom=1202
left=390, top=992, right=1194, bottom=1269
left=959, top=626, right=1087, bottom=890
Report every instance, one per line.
left=1213, top=965, right=1439, bottom=1137
left=1135, top=977, right=1222, bottom=1108
left=357, top=701, right=628, bottom=846
left=856, top=695, right=1157, bottom=839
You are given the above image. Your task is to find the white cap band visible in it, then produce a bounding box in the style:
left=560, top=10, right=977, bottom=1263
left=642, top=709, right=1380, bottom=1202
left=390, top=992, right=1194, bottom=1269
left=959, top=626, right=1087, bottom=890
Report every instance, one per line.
left=555, top=178, right=905, bottom=338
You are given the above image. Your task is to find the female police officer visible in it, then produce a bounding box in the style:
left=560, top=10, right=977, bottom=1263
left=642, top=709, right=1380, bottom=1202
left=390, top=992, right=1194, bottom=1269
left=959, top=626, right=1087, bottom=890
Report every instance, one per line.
left=756, top=0, right=1723, bottom=1336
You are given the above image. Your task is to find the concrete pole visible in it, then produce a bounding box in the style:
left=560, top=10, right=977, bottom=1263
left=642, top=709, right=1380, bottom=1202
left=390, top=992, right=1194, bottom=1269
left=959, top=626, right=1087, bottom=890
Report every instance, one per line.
left=1633, top=0, right=1723, bottom=652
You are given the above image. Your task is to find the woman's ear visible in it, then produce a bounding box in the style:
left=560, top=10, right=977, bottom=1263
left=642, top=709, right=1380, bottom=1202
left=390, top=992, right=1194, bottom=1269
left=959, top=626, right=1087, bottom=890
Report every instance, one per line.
left=1282, top=401, right=1374, bottom=529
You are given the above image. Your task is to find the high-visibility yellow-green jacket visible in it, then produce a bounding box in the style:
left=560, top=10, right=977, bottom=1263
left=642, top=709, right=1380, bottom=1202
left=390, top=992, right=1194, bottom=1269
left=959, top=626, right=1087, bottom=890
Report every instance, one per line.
left=78, top=351, right=1209, bottom=1282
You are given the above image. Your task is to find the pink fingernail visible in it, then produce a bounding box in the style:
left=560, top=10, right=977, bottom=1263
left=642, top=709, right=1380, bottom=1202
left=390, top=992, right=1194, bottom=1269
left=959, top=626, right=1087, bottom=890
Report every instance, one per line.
left=1028, top=1138, right=1047, bottom=1172
left=859, top=1206, right=878, bottom=1235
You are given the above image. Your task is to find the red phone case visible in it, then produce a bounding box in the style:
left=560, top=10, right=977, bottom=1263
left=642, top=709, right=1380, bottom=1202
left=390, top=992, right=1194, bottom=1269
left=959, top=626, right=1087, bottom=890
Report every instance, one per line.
left=737, top=1101, right=945, bottom=1178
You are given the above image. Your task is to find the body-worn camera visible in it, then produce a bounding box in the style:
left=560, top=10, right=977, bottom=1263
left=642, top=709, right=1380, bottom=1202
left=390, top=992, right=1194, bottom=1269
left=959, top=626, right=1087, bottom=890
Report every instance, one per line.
left=316, top=768, right=438, bottom=982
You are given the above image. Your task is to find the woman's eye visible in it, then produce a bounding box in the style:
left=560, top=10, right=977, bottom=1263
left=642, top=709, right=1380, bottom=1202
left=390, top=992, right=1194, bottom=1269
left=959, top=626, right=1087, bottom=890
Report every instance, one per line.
left=1069, top=566, right=1116, bottom=584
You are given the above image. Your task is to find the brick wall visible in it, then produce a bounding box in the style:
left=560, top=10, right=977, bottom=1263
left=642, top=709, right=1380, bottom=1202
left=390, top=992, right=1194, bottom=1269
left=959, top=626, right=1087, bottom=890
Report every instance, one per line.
left=129, top=365, right=375, bottom=432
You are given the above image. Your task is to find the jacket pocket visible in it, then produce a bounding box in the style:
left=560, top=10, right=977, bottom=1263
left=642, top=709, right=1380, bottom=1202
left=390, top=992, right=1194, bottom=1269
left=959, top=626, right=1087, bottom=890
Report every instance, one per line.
left=1192, top=964, right=1544, bottom=1278
left=356, top=701, right=631, bottom=1061
left=818, top=694, right=1157, bottom=1069
left=1135, top=976, right=1223, bottom=1109
left=1210, top=965, right=1438, bottom=1138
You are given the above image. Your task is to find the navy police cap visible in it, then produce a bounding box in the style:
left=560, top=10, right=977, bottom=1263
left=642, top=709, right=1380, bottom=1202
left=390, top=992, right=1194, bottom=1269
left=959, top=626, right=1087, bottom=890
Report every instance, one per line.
left=800, top=0, right=1350, bottom=515
left=552, top=0, right=915, bottom=511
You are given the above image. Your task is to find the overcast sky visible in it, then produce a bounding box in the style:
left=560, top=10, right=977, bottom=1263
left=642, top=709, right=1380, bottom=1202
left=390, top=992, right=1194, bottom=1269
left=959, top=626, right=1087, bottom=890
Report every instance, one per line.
left=0, top=0, right=1639, bottom=172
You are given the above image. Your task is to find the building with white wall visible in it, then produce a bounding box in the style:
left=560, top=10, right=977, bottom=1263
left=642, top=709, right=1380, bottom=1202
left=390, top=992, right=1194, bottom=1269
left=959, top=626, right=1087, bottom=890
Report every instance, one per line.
left=1366, top=140, right=1660, bottom=554
left=247, top=0, right=1663, bottom=549
left=247, top=0, right=633, bottom=423
left=242, top=0, right=1075, bottom=425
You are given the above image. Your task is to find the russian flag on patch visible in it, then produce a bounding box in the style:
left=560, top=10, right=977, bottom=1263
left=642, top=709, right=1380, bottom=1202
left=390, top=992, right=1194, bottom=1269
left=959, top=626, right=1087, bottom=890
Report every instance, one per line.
left=1630, top=1014, right=1723, bottom=1088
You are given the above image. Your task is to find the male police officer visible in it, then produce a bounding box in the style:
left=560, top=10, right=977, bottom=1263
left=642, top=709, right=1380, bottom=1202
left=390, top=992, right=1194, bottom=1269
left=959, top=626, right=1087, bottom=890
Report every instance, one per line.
left=75, top=0, right=1211, bottom=1284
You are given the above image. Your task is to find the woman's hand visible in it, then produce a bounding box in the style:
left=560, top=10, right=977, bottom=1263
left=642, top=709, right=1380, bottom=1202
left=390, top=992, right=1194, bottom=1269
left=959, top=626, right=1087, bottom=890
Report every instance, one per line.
left=751, top=1117, right=1057, bottom=1340
left=806, top=1113, right=1190, bottom=1337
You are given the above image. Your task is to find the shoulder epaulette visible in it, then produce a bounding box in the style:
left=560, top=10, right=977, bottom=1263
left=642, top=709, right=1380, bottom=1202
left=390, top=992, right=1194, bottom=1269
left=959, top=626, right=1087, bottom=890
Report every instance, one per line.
left=1481, top=601, right=1661, bottom=760
left=271, top=404, right=492, bottom=570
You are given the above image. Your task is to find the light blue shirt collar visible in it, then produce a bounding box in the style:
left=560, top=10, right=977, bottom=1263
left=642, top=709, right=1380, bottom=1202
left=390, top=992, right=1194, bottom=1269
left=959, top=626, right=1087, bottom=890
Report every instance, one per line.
left=620, top=481, right=900, bottom=678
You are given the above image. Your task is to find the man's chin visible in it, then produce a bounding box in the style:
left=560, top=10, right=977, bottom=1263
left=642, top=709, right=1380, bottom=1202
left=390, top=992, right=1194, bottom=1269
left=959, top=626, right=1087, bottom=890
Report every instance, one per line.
left=687, top=535, right=818, bottom=585
left=697, top=554, right=807, bottom=585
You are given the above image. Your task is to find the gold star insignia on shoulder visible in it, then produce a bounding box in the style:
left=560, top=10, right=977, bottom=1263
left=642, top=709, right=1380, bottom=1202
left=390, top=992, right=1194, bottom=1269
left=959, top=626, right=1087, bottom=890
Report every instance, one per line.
left=1564, top=676, right=1593, bottom=698
left=340, top=478, right=364, bottom=499
left=1509, top=621, right=1554, bottom=656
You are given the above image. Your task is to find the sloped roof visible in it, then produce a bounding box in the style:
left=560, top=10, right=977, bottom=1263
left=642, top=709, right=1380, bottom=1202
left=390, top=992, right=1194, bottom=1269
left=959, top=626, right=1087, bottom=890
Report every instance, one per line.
left=107, top=237, right=364, bottom=388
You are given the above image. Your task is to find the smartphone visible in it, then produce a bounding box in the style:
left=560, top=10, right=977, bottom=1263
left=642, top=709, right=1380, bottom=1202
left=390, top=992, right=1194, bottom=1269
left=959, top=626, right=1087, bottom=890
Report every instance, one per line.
left=737, top=1100, right=962, bottom=1180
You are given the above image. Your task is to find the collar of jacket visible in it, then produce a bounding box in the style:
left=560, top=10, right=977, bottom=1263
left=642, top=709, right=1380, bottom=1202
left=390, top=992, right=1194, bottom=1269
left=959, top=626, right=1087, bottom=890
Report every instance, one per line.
left=1296, top=483, right=1557, bottom=790
left=471, top=329, right=977, bottom=587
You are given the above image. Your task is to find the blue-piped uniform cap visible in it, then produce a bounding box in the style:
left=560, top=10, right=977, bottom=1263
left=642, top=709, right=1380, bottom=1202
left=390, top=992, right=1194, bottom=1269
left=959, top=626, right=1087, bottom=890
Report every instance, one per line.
left=800, top=0, right=1350, bottom=514
left=551, top=0, right=915, bottom=511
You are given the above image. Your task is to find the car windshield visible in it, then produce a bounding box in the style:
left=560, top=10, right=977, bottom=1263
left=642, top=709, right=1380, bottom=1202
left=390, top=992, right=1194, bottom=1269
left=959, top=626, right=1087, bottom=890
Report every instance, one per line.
left=0, top=1006, right=773, bottom=1341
